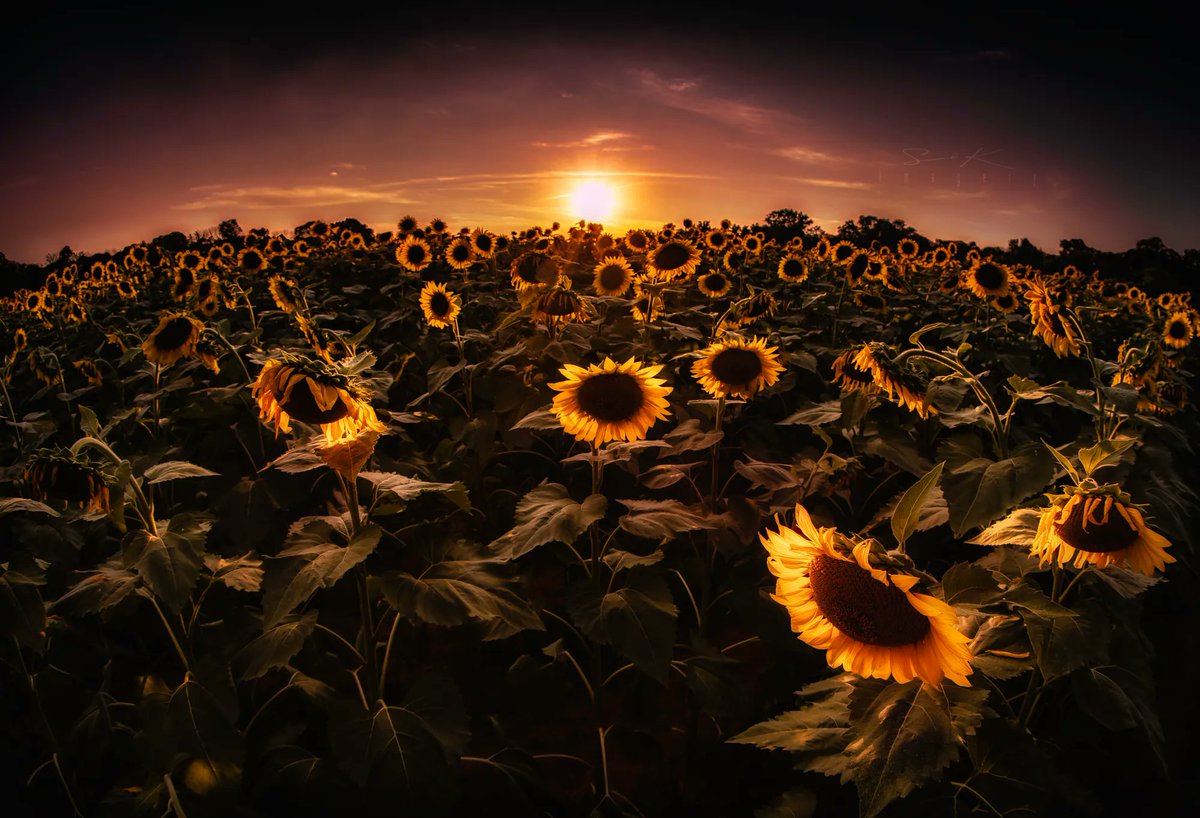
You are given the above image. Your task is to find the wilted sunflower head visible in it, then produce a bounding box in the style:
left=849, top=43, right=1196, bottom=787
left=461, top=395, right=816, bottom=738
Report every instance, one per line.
left=1032, top=483, right=1174, bottom=576
left=965, top=260, right=1010, bottom=299
left=533, top=286, right=587, bottom=325
left=269, top=277, right=303, bottom=314
left=646, top=239, right=701, bottom=281
left=445, top=237, right=475, bottom=271
left=142, top=312, right=205, bottom=367
left=549, top=356, right=673, bottom=448
left=761, top=504, right=972, bottom=687
left=252, top=352, right=385, bottom=442
left=1162, top=312, right=1193, bottom=349
left=777, top=254, right=809, bottom=283
left=692, top=336, right=784, bottom=399
left=592, top=255, right=634, bottom=297
left=728, top=290, right=778, bottom=328
left=419, top=281, right=462, bottom=329
left=511, top=252, right=562, bottom=291
left=697, top=270, right=732, bottom=298
left=26, top=447, right=110, bottom=513
left=853, top=343, right=933, bottom=417
left=73, top=358, right=103, bottom=386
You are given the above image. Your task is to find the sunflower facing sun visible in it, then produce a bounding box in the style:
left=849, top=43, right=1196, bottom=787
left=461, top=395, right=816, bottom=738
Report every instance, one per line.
left=692, top=336, right=784, bottom=399
left=550, top=357, right=673, bottom=448
left=419, top=281, right=462, bottom=329
left=761, top=504, right=973, bottom=688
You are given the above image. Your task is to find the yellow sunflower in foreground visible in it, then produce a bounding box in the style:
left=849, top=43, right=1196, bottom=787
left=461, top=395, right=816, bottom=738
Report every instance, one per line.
left=419, top=281, right=461, bottom=329
left=142, top=312, right=204, bottom=367
left=550, top=357, right=672, bottom=447
left=1031, top=484, right=1174, bottom=576
left=761, top=505, right=972, bottom=688
left=592, top=255, right=634, bottom=297
left=252, top=353, right=385, bottom=442
left=692, top=337, right=784, bottom=399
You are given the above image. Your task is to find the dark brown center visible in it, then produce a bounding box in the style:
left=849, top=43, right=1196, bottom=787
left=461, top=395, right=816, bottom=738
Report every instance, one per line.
left=974, top=263, right=1005, bottom=290
left=575, top=372, right=645, bottom=422
left=848, top=253, right=870, bottom=280
left=278, top=378, right=351, bottom=424
left=598, top=264, right=627, bottom=291
left=243, top=251, right=264, bottom=269
left=153, top=317, right=196, bottom=351
left=781, top=258, right=806, bottom=279
left=451, top=244, right=471, bottom=263
left=834, top=244, right=855, bottom=262
left=429, top=291, right=451, bottom=317
left=702, top=273, right=727, bottom=291
left=1168, top=321, right=1189, bottom=339
left=474, top=235, right=493, bottom=253
left=653, top=242, right=691, bottom=271
left=807, top=553, right=931, bottom=647
left=710, top=347, right=763, bottom=385
left=1054, top=499, right=1139, bottom=553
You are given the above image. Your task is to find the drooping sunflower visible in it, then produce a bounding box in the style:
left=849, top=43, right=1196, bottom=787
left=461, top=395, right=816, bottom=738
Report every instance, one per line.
left=26, top=447, right=111, bottom=513
left=727, top=290, right=777, bottom=328
left=646, top=239, right=701, bottom=281
left=853, top=343, right=933, bottom=417
left=592, top=255, right=634, bottom=297
left=252, top=353, right=385, bottom=442
left=445, top=237, right=475, bottom=271
left=697, top=270, right=732, bottom=298
left=419, top=281, right=462, bottom=329
left=27, top=348, right=59, bottom=387
left=73, top=359, right=103, bottom=386
left=692, top=337, right=784, bottom=399
left=142, top=312, right=204, bottom=367
left=1031, top=484, right=1174, bottom=576
left=845, top=251, right=872, bottom=285
left=533, top=286, right=587, bottom=325
left=1025, top=279, right=1081, bottom=358
left=630, top=286, right=662, bottom=323
left=761, top=505, right=972, bottom=687
left=965, top=260, right=1010, bottom=299
left=510, top=252, right=561, bottom=291
left=269, top=277, right=303, bottom=314
left=831, top=349, right=879, bottom=395
left=777, top=254, right=809, bottom=283
left=1162, top=311, right=1193, bottom=349
left=550, top=357, right=673, bottom=448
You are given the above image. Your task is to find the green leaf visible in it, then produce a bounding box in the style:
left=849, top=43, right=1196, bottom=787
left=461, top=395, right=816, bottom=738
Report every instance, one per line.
left=78, top=404, right=101, bottom=438
left=602, top=547, right=665, bottom=573
left=1072, top=665, right=1167, bottom=775
left=267, top=444, right=325, bottom=474
left=965, top=507, right=1043, bottom=547
left=489, top=483, right=606, bottom=561
left=1041, top=441, right=1081, bottom=484
left=730, top=680, right=852, bottom=754
left=969, top=614, right=1034, bottom=679
left=143, top=460, right=220, bottom=484
left=0, top=497, right=59, bottom=517
left=263, top=521, right=382, bottom=628
left=0, top=567, right=46, bottom=647
left=1021, top=598, right=1107, bottom=679
left=891, top=461, right=945, bottom=547
left=566, top=570, right=678, bottom=684
left=358, top=471, right=469, bottom=511
left=938, top=563, right=1003, bottom=607
left=779, top=399, right=842, bottom=427
left=203, top=553, right=264, bottom=593
left=1077, top=436, right=1137, bottom=477
left=234, top=612, right=317, bottom=680
left=380, top=562, right=544, bottom=640
left=122, top=516, right=210, bottom=613
left=168, top=672, right=243, bottom=765
left=510, top=407, right=562, bottom=431
left=617, top=498, right=719, bottom=541
left=55, top=560, right=138, bottom=617
left=1008, top=376, right=1098, bottom=415
left=939, top=438, right=1055, bottom=536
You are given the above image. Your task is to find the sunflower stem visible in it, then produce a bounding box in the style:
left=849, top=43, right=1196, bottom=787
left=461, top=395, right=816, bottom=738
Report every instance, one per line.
left=895, top=348, right=1009, bottom=458
left=207, top=328, right=253, bottom=385
left=830, top=275, right=850, bottom=346
left=1063, top=310, right=1111, bottom=441
left=709, top=396, right=725, bottom=509
left=142, top=591, right=191, bottom=674
left=452, top=319, right=473, bottom=417
left=152, top=363, right=161, bottom=437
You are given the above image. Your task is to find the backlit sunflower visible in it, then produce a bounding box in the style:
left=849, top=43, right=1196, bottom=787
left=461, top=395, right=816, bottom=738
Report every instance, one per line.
left=470, top=229, right=495, bottom=258
left=1031, top=484, right=1174, bottom=576
left=445, top=237, right=475, bottom=271
left=581, top=255, right=631, bottom=297
left=646, top=239, right=701, bottom=281
left=252, top=353, right=385, bottom=442
left=395, top=236, right=432, bottom=273
left=761, top=505, right=972, bottom=687
left=777, top=254, right=809, bottom=283
left=705, top=230, right=729, bottom=251
left=142, top=312, right=204, bottom=367
left=697, top=270, right=732, bottom=298
left=989, top=291, right=1020, bottom=314
left=550, top=357, right=672, bottom=448
left=624, top=230, right=650, bottom=253
left=853, top=344, right=933, bottom=417
left=965, top=260, right=1010, bottom=299
left=238, top=247, right=266, bottom=275
left=73, top=358, right=103, bottom=386
left=269, top=277, right=303, bottom=314
left=397, top=215, right=419, bottom=234
left=692, top=337, right=784, bottom=399
left=831, top=349, right=879, bottom=395
left=1162, top=311, right=1193, bottom=349
left=831, top=241, right=856, bottom=264
left=533, top=287, right=587, bottom=325
left=26, top=447, right=111, bottom=513
left=429, top=217, right=448, bottom=234
left=510, top=252, right=561, bottom=291
left=419, top=281, right=461, bottom=329
left=845, top=251, right=872, bottom=285
left=897, top=238, right=919, bottom=259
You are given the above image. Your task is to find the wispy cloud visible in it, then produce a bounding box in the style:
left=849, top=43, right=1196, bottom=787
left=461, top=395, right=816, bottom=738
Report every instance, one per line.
left=631, top=69, right=799, bottom=134
left=173, top=185, right=418, bottom=211
left=773, top=146, right=845, bottom=164
left=532, top=131, right=654, bottom=151
left=783, top=177, right=874, bottom=191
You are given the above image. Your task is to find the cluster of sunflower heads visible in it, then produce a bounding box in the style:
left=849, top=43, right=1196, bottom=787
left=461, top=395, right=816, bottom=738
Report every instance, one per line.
left=761, top=504, right=973, bottom=688
left=25, top=447, right=111, bottom=513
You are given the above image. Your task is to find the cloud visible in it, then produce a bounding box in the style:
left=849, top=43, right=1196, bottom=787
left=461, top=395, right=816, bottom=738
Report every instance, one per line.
left=783, top=177, right=874, bottom=191
left=773, top=146, right=842, bottom=164
left=631, top=69, right=799, bottom=134
left=173, top=184, right=417, bottom=211
left=532, top=131, right=653, bottom=151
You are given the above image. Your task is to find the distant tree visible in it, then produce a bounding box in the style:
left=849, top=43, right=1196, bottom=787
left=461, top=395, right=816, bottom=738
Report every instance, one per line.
left=152, top=231, right=188, bottom=253
left=836, top=215, right=919, bottom=249
left=218, top=219, right=243, bottom=242
left=1005, top=238, right=1047, bottom=268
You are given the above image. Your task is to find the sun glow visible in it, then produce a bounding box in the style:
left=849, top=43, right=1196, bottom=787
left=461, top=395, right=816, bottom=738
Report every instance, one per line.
left=568, top=179, right=619, bottom=223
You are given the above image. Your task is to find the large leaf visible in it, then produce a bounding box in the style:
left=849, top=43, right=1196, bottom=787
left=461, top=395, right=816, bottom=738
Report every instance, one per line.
left=965, top=507, right=1043, bottom=547
left=234, top=612, right=317, bottom=680
left=122, top=514, right=210, bottom=613
left=203, top=553, right=264, bottom=593
left=143, top=460, right=220, bottom=484
left=890, top=461, right=945, bottom=547
left=263, top=521, right=382, bottom=628
left=566, top=570, right=678, bottom=684
left=380, top=562, right=544, bottom=640
left=730, top=677, right=854, bottom=754
left=0, top=497, right=59, bottom=517
left=489, top=483, right=606, bottom=561
left=1072, top=665, right=1167, bottom=775
left=359, top=471, right=469, bottom=511
left=55, top=560, right=138, bottom=617
left=617, top=498, right=720, bottom=540
left=0, top=566, right=46, bottom=647
left=1021, top=598, right=1107, bottom=680
left=939, top=437, right=1055, bottom=536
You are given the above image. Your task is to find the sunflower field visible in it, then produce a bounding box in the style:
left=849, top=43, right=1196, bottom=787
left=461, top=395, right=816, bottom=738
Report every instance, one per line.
left=1, top=217, right=1197, bottom=817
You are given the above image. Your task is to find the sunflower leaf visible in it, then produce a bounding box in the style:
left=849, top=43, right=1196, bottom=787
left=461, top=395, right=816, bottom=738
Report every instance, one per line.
left=234, top=612, right=317, bottom=680
left=965, top=507, right=1043, bottom=547
left=358, top=471, right=470, bottom=511
left=78, top=404, right=101, bottom=439
left=379, top=563, right=544, bottom=640
left=262, top=523, right=381, bottom=629
left=890, top=461, right=945, bottom=548
left=122, top=515, right=209, bottom=613
left=143, top=460, right=220, bottom=484
left=565, top=569, right=678, bottom=684
left=617, top=498, right=720, bottom=541
left=0, top=497, right=59, bottom=517
left=1071, top=665, right=1167, bottom=777
left=488, top=483, right=606, bottom=561
left=1020, top=598, right=1107, bottom=679
left=1077, top=436, right=1137, bottom=477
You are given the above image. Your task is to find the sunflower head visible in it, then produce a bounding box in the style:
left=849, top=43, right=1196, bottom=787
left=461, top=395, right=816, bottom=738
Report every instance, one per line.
left=252, top=352, right=385, bottom=442
left=897, top=238, right=919, bottom=259
left=419, top=281, right=462, bottom=329
left=549, top=357, right=673, bottom=448
left=845, top=251, right=872, bottom=285
left=777, top=254, right=809, bottom=283
left=989, top=291, right=1020, bottom=314
left=705, top=230, right=729, bottom=251
left=143, top=312, right=205, bottom=367
left=73, top=358, right=103, bottom=386
left=592, top=255, right=634, bottom=297
left=445, top=238, right=475, bottom=271
left=727, top=290, right=777, bottom=328
left=761, top=505, right=972, bottom=687
left=831, top=349, right=879, bottom=394
left=965, top=260, right=1010, bottom=299
left=692, top=336, right=784, bottom=400
left=697, top=270, right=732, bottom=298
left=511, top=252, right=562, bottom=291
left=853, top=343, right=933, bottom=417
left=1162, top=312, right=1193, bottom=349
left=269, top=277, right=303, bottom=314
left=26, top=447, right=111, bottom=513
left=1032, top=483, right=1174, bottom=576
left=646, top=239, right=701, bottom=281
left=533, top=286, right=587, bottom=325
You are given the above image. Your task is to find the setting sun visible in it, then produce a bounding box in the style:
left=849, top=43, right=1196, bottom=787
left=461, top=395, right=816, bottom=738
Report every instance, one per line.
left=568, top=179, right=618, bottom=223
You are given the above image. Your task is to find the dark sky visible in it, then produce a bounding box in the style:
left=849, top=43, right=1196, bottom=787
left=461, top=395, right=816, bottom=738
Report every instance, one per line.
left=2, top=5, right=1195, bottom=262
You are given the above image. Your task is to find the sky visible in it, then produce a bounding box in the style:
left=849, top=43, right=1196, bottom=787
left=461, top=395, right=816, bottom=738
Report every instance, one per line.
left=1, top=6, right=1196, bottom=263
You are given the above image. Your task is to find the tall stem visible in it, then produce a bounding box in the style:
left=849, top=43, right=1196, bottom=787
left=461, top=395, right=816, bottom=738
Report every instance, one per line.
left=896, top=348, right=1009, bottom=458
left=452, top=319, right=473, bottom=417
left=342, top=474, right=377, bottom=701
left=709, top=396, right=725, bottom=509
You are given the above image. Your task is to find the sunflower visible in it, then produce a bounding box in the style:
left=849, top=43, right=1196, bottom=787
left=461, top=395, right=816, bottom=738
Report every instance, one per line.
left=646, top=239, right=701, bottom=281
left=831, top=241, right=856, bottom=264
left=265, top=236, right=288, bottom=256
left=429, top=217, right=448, bottom=234
left=727, top=290, right=777, bottom=328
left=592, top=255, right=634, bottom=297
left=1031, top=484, right=1174, bottom=576
left=1162, top=311, right=1193, bottom=349
left=813, top=238, right=832, bottom=262
left=445, top=237, right=475, bottom=271
left=897, top=238, right=919, bottom=259
left=705, top=230, right=729, bottom=251
left=238, top=247, right=266, bottom=275
left=692, top=337, right=784, bottom=399
left=24, top=291, right=44, bottom=313
left=26, top=447, right=111, bottom=513
left=43, top=273, right=61, bottom=297
left=853, top=344, right=933, bottom=417
left=761, top=505, right=972, bottom=687
left=269, top=277, right=303, bottom=314
left=845, top=251, right=872, bottom=285
left=623, top=229, right=650, bottom=253
left=549, top=357, right=673, bottom=448
left=593, top=233, right=617, bottom=258
left=198, top=297, right=221, bottom=318
left=177, top=249, right=206, bottom=273
left=470, top=229, right=495, bottom=258
left=697, top=270, right=732, bottom=298
left=419, top=281, right=461, bottom=329
left=831, top=349, right=879, bottom=395
left=1025, top=279, right=1081, bottom=358
left=193, top=335, right=223, bottom=374
left=630, top=287, right=662, bottom=323
left=394, top=236, right=432, bottom=273
left=743, top=233, right=764, bottom=255
left=989, top=291, right=1020, bottom=314
left=510, top=252, right=562, bottom=291
left=27, top=348, right=59, bottom=387
left=252, top=353, right=385, bottom=442
left=930, top=247, right=951, bottom=266
left=13, top=327, right=28, bottom=354
left=142, top=312, right=204, bottom=367
left=533, top=287, right=587, bottom=325
left=965, top=260, right=1010, bottom=299
left=397, top=215, right=419, bottom=234
left=777, top=254, right=809, bottom=283
left=73, top=359, right=103, bottom=386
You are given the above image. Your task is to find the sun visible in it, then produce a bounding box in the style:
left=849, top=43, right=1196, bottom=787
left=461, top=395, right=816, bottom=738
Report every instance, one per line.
left=568, top=179, right=618, bottom=223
